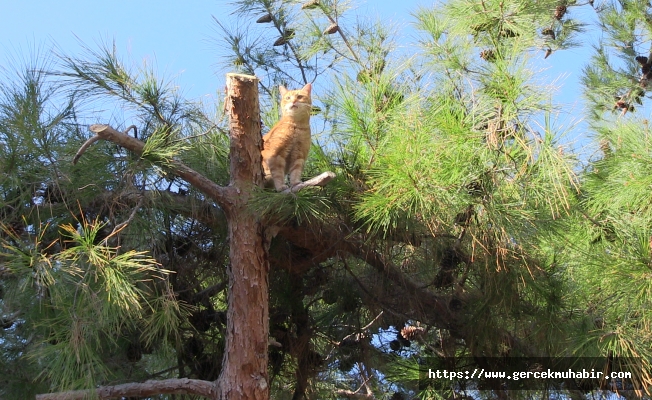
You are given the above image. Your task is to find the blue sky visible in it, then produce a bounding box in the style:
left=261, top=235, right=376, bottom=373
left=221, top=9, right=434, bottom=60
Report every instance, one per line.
left=1, top=0, right=428, bottom=100
left=1, top=0, right=602, bottom=153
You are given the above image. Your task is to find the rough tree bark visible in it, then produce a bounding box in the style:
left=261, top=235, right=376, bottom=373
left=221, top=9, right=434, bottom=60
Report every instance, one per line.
left=216, top=73, right=269, bottom=400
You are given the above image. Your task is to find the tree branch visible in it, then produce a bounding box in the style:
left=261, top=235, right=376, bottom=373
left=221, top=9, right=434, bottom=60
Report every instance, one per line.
left=74, top=124, right=234, bottom=210
left=277, top=222, right=458, bottom=330
left=63, top=188, right=227, bottom=231
left=334, top=389, right=375, bottom=399
left=72, top=135, right=101, bottom=164
left=284, top=171, right=336, bottom=193
left=36, top=378, right=217, bottom=400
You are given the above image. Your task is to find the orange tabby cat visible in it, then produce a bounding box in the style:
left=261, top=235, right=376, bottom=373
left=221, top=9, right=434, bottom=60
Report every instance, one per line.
left=261, top=83, right=312, bottom=191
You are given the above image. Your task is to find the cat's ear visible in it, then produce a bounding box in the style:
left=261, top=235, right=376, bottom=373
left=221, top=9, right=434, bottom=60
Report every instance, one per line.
left=279, top=86, right=288, bottom=97
left=302, top=83, right=312, bottom=95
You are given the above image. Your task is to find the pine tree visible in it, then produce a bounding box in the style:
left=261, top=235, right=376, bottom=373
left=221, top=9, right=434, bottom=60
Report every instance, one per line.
left=571, top=0, right=652, bottom=396
left=2, top=1, right=652, bottom=400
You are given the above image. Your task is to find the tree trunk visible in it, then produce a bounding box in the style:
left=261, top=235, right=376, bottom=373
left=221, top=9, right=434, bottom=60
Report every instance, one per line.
left=38, top=73, right=270, bottom=400
left=217, top=73, right=270, bottom=400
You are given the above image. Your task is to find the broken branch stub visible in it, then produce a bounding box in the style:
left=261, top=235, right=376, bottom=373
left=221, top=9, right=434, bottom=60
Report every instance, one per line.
left=285, top=171, right=336, bottom=194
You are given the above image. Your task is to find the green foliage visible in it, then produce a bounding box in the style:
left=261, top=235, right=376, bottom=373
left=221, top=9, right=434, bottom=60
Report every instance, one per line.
left=141, top=124, right=190, bottom=168
left=4, top=0, right=652, bottom=398
left=248, top=187, right=334, bottom=225
left=0, top=43, right=217, bottom=397
left=559, top=117, right=652, bottom=387
left=581, top=0, right=652, bottom=120
left=0, top=218, right=179, bottom=392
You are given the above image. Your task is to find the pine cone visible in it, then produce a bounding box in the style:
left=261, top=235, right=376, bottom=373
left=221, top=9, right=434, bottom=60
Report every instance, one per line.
left=480, top=49, right=496, bottom=62
left=256, top=13, right=273, bottom=23
left=614, top=100, right=629, bottom=110
left=301, top=0, right=321, bottom=9
left=400, top=325, right=425, bottom=341
left=273, top=37, right=288, bottom=46
left=614, top=99, right=634, bottom=114
left=542, top=27, right=556, bottom=40
left=323, top=23, right=339, bottom=35
left=273, top=30, right=294, bottom=47
left=554, top=5, right=567, bottom=20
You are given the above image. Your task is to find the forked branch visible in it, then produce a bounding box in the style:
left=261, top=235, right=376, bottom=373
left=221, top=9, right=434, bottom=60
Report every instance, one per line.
left=72, top=125, right=137, bottom=164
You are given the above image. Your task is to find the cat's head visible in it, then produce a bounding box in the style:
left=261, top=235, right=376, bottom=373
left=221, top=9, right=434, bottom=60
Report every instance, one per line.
left=279, top=83, right=312, bottom=118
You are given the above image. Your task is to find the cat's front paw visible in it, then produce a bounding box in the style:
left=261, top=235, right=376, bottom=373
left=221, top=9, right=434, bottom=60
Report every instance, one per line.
left=276, top=184, right=289, bottom=192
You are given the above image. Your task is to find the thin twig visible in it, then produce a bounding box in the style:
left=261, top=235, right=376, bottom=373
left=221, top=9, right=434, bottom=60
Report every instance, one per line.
left=265, top=3, right=309, bottom=84
left=101, top=195, right=145, bottom=245
left=72, top=135, right=100, bottom=164
left=147, top=365, right=180, bottom=380
left=339, top=311, right=384, bottom=345
left=323, top=13, right=361, bottom=65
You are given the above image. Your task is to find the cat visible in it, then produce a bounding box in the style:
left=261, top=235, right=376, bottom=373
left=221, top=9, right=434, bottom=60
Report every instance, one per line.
left=261, top=83, right=312, bottom=191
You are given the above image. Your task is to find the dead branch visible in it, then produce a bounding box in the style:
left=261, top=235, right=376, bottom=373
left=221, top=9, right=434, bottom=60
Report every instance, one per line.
left=73, top=125, right=137, bottom=164
left=72, top=135, right=101, bottom=164
left=334, top=389, right=375, bottom=399
left=285, top=171, right=336, bottom=193
left=101, top=194, right=144, bottom=245
left=338, top=311, right=383, bottom=345
left=36, top=378, right=217, bottom=400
